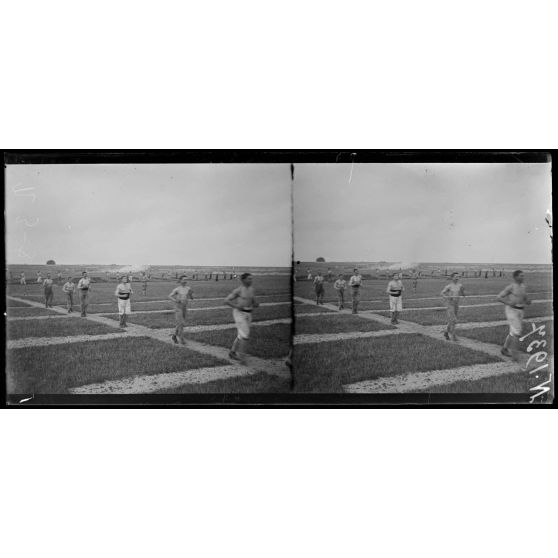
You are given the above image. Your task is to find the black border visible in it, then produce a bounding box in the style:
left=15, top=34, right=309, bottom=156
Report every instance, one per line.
left=2, top=149, right=555, bottom=408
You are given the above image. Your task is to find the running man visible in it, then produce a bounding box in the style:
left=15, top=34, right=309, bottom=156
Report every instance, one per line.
left=20, top=271, right=27, bottom=295
left=141, top=272, right=148, bottom=296
left=327, top=268, right=333, bottom=282
left=349, top=268, right=362, bottom=314
left=43, top=273, right=54, bottom=308
left=168, top=275, right=194, bottom=344
left=36, top=271, right=43, bottom=284
left=497, top=270, right=531, bottom=363
left=115, top=275, right=133, bottom=328
left=411, top=269, right=419, bottom=292
left=225, top=272, right=259, bottom=363
left=334, top=273, right=347, bottom=310
left=62, top=276, right=76, bottom=313
left=313, top=272, right=325, bottom=305
left=77, top=271, right=92, bottom=317
left=387, top=273, right=404, bottom=325
left=441, top=272, right=466, bottom=341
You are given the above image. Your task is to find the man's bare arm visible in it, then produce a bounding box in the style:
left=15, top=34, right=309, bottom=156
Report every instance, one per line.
left=497, top=285, right=512, bottom=305
left=224, top=290, right=239, bottom=308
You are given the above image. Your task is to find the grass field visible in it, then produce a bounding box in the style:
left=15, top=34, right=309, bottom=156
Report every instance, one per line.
left=7, top=306, right=59, bottom=317
left=6, top=318, right=119, bottom=340
left=5, top=271, right=292, bottom=395
left=376, top=301, right=554, bottom=326
left=152, top=371, right=290, bottom=393
left=294, top=303, right=335, bottom=315
left=105, top=304, right=292, bottom=328
left=294, top=334, right=500, bottom=392
left=6, top=337, right=228, bottom=393
left=186, top=324, right=291, bottom=359
left=6, top=264, right=553, bottom=398
left=413, top=373, right=531, bottom=394
left=460, top=320, right=554, bottom=353
left=294, top=314, right=394, bottom=335
left=292, top=267, right=553, bottom=397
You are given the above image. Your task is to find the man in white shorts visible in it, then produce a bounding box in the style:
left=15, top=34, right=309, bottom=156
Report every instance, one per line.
left=441, top=272, right=466, bottom=341
left=168, top=275, right=194, bottom=344
left=225, top=272, right=259, bottom=364
left=115, top=275, right=133, bottom=328
left=386, top=273, right=404, bottom=325
left=497, top=270, right=531, bottom=363
left=349, top=268, right=363, bottom=314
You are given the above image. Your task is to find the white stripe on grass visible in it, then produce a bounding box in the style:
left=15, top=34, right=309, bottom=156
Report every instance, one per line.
left=343, top=361, right=522, bottom=393
left=69, top=365, right=257, bottom=394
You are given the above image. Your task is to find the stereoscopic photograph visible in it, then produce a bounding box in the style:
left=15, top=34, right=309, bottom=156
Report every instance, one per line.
left=3, top=152, right=554, bottom=404
left=293, top=160, right=553, bottom=401
left=5, top=161, right=293, bottom=399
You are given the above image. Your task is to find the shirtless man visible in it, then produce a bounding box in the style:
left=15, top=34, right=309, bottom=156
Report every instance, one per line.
left=20, top=271, right=27, bottom=295
left=43, top=273, right=54, bottom=308
left=387, top=273, right=404, bottom=325
left=334, top=273, right=347, bottom=310
left=141, top=272, right=148, bottom=296
left=497, top=270, right=531, bottom=363
left=349, top=268, right=363, bottom=314
left=313, top=272, right=325, bottom=305
left=441, top=272, right=466, bottom=341
left=115, top=275, right=133, bottom=328
left=62, top=276, right=76, bottom=313
left=168, top=275, right=194, bottom=344
left=77, top=271, right=92, bottom=317
left=224, top=273, right=259, bottom=363
left=411, top=270, right=419, bottom=292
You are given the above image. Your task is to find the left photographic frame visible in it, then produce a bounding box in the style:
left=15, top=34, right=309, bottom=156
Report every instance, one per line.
left=4, top=152, right=294, bottom=405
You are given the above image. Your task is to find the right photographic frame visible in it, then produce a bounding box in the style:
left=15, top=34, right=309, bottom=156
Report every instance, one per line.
left=292, top=152, right=553, bottom=404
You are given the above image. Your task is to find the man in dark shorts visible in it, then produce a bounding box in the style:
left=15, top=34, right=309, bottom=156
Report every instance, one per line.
left=169, top=275, right=194, bottom=344
left=313, top=272, right=325, bottom=305
left=43, top=273, right=54, bottom=308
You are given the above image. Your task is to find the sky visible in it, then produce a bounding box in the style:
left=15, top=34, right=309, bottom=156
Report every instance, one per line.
left=294, top=163, right=552, bottom=264
left=5, top=164, right=292, bottom=267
